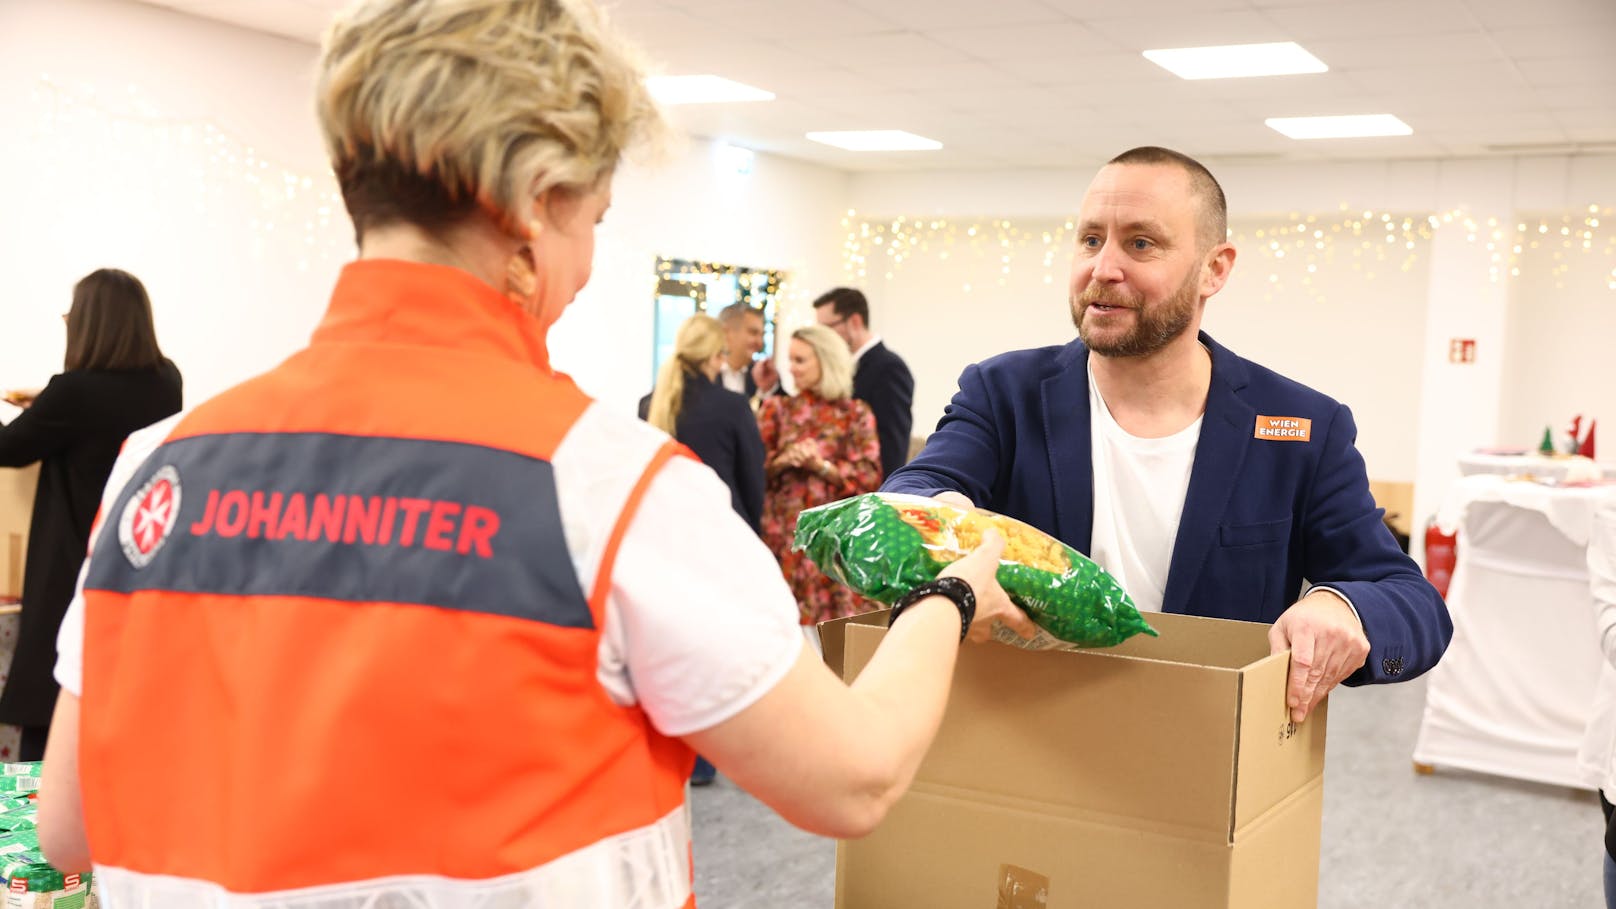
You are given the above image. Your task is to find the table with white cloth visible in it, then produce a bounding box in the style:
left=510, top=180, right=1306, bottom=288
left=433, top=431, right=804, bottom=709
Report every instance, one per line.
left=1412, top=475, right=1616, bottom=788
left=1577, top=496, right=1616, bottom=800
left=1457, top=451, right=1616, bottom=482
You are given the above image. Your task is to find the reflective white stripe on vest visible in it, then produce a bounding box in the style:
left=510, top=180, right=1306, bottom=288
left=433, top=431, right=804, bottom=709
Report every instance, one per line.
left=94, top=804, right=692, bottom=909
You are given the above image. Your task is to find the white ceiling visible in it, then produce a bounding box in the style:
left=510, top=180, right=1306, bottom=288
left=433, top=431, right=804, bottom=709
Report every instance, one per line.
left=140, top=0, right=1616, bottom=172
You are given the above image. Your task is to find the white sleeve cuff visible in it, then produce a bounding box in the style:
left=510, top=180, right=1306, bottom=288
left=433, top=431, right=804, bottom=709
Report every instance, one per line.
left=1308, top=585, right=1363, bottom=629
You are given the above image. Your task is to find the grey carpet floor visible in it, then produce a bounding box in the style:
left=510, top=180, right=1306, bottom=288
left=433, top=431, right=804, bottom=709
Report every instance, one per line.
left=691, top=674, right=1604, bottom=907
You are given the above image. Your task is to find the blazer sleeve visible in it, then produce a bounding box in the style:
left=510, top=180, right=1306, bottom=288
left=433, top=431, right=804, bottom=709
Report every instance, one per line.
left=881, top=362, right=1001, bottom=507
left=732, top=400, right=767, bottom=534
left=0, top=374, right=80, bottom=467
left=1303, top=404, right=1452, bottom=686
left=865, top=355, right=915, bottom=480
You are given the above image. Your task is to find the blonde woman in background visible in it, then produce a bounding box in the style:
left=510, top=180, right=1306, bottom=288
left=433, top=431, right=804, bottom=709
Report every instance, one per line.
left=37, top=1, right=1034, bottom=904
left=642, top=313, right=764, bottom=788
left=642, top=314, right=764, bottom=533
left=759, top=324, right=883, bottom=626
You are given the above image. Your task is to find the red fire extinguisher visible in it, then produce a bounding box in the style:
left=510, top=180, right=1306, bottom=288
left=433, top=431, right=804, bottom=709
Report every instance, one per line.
left=1424, top=518, right=1457, bottom=600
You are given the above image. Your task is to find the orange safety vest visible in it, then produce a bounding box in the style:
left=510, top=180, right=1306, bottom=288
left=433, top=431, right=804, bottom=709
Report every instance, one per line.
left=78, top=260, right=697, bottom=907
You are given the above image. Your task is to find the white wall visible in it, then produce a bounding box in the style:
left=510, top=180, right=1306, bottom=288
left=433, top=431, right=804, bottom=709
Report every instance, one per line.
left=1210, top=216, right=1431, bottom=482
left=0, top=0, right=345, bottom=405
left=1499, top=213, right=1616, bottom=452
left=0, top=0, right=850, bottom=416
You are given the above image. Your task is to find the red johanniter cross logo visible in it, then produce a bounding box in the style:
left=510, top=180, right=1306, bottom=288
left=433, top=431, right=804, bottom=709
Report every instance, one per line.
left=119, top=465, right=182, bottom=569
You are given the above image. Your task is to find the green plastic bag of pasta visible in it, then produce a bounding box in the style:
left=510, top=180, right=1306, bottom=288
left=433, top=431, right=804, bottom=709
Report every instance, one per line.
left=794, top=493, right=1156, bottom=648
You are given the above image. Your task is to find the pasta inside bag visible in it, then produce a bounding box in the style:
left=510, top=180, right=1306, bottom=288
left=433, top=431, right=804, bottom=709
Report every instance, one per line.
left=794, top=493, right=1156, bottom=649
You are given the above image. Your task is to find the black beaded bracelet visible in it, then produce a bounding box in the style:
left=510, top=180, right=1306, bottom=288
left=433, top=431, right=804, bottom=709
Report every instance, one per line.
left=888, top=576, right=977, bottom=642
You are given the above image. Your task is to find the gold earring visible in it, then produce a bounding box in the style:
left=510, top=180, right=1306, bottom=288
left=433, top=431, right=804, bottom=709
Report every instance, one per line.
left=505, top=245, right=538, bottom=305
left=502, top=216, right=546, bottom=306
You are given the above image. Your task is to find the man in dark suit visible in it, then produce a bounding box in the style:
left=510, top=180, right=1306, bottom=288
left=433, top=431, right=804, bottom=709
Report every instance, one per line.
left=885, top=146, right=1450, bottom=724
left=813, top=288, right=914, bottom=480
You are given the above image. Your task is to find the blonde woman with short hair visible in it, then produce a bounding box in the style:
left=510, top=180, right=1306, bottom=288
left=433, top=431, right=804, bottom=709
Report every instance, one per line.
left=38, top=0, right=1034, bottom=905
left=758, top=324, right=884, bottom=626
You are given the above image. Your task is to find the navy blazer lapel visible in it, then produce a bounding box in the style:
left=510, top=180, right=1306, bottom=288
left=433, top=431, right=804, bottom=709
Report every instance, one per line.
left=1161, top=334, right=1255, bottom=615
left=1040, top=342, right=1093, bottom=553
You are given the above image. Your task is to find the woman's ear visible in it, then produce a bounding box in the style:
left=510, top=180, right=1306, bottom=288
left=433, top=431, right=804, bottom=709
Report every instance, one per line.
left=535, top=186, right=586, bottom=236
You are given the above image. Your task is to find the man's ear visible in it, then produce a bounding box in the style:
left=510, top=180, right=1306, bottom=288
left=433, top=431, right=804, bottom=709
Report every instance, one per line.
left=1201, top=242, right=1237, bottom=298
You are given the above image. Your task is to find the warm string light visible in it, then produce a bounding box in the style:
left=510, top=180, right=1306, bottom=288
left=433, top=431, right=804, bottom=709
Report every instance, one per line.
left=840, top=204, right=1616, bottom=300
left=27, top=76, right=353, bottom=269
left=651, top=256, right=799, bottom=325
left=653, top=257, right=784, bottom=299
left=840, top=209, right=1084, bottom=294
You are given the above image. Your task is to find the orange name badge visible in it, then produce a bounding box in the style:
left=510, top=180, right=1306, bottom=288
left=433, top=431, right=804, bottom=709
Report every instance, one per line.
left=1254, top=415, right=1312, bottom=442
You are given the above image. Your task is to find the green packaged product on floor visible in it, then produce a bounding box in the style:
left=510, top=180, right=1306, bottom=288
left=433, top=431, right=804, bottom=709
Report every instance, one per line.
left=794, top=493, right=1156, bottom=648
left=0, top=828, right=42, bottom=858
left=0, top=777, right=39, bottom=797
left=0, top=812, right=34, bottom=834
left=0, top=765, right=39, bottom=779
left=2, top=853, right=88, bottom=892
left=2, top=871, right=92, bottom=909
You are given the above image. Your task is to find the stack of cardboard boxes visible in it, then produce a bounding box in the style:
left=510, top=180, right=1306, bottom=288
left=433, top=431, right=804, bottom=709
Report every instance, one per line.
left=0, top=466, right=36, bottom=602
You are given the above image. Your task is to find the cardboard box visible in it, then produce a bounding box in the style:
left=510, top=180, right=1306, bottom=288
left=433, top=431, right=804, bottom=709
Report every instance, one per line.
left=0, top=466, right=39, bottom=601
left=823, top=610, right=1327, bottom=909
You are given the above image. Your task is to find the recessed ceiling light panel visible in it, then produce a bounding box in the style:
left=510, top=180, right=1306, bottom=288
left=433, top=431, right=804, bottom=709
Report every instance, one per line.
left=1143, top=42, right=1327, bottom=80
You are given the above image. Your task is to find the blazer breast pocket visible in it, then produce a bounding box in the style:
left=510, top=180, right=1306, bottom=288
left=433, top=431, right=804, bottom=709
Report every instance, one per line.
left=1218, top=517, right=1293, bottom=548
left=1213, top=517, right=1294, bottom=619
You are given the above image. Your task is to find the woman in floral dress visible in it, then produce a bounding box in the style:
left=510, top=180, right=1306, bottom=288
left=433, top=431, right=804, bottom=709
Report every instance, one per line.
left=758, top=325, right=883, bottom=625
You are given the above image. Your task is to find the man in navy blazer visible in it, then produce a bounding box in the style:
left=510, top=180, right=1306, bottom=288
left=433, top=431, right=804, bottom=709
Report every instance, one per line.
left=814, top=288, right=915, bottom=480
left=886, top=147, right=1450, bottom=724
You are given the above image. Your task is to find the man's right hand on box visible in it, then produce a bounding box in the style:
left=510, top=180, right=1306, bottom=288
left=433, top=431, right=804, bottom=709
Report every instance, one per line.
left=1268, top=591, right=1370, bottom=723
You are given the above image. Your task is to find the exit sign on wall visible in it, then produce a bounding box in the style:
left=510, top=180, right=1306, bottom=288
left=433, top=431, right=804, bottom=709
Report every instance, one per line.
left=1448, top=338, right=1476, bottom=364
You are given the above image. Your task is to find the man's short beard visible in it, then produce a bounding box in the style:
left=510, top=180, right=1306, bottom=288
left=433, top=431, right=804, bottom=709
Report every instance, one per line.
left=1071, top=269, right=1200, bottom=358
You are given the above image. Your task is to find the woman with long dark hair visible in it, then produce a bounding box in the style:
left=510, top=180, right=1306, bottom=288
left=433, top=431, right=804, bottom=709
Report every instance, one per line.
left=0, top=268, right=182, bottom=759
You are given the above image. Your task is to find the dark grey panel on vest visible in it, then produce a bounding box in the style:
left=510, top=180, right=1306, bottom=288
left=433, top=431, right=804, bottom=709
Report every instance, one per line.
left=85, top=431, right=593, bottom=629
